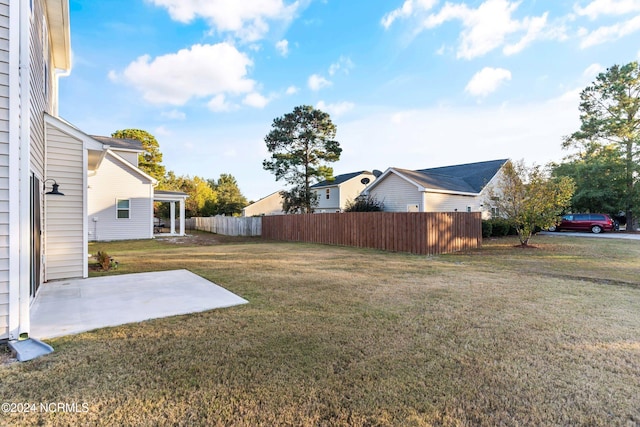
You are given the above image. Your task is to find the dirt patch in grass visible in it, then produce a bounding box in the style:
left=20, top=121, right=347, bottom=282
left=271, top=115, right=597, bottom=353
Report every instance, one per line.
left=0, top=342, right=16, bottom=366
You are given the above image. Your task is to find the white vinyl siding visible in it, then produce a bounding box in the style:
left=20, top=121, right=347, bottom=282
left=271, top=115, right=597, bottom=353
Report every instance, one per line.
left=117, top=151, right=138, bottom=167
left=29, top=0, right=52, bottom=177
left=369, top=173, right=422, bottom=212
left=88, top=152, right=154, bottom=241
left=44, top=123, right=84, bottom=281
left=314, top=185, right=339, bottom=212
left=313, top=173, right=375, bottom=213
left=0, top=0, right=9, bottom=338
left=242, top=192, right=285, bottom=217
left=338, top=175, right=373, bottom=210
left=425, top=192, right=478, bottom=213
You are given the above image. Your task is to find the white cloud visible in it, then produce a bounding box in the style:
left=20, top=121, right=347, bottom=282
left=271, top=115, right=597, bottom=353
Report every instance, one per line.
left=161, top=109, right=186, bottom=120
left=381, top=0, right=438, bottom=29
left=285, top=85, right=299, bottom=95
left=275, top=39, right=289, bottom=56
left=308, top=74, right=332, bottom=91
left=207, top=94, right=234, bottom=112
left=465, top=67, right=512, bottom=97
left=107, top=70, right=119, bottom=82
left=328, top=56, right=355, bottom=76
left=243, top=92, right=270, bottom=108
left=583, top=63, right=604, bottom=78
left=118, top=43, right=255, bottom=106
left=579, top=14, right=640, bottom=48
left=316, top=100, right=355, bottom=116
left=502, top=13, right=550, bottom=55
left=427, top=0, right=564, bottom=59
left=148, top=0, right=300, bottom=42
left=154, top=125, right=172, bottom=136
left=574, top=0, right=640, bottom=20
left=385, top=0, right=564, bottom=59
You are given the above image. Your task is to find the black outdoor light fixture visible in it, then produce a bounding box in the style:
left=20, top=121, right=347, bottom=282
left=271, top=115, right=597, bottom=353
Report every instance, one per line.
left=43, top=179, right=64, bottom=196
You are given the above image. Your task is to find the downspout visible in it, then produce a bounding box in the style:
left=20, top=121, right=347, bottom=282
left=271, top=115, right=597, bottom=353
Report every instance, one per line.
left=7, top=0, right=22, bottom=340
left=18, top=0, right=32, bottom=338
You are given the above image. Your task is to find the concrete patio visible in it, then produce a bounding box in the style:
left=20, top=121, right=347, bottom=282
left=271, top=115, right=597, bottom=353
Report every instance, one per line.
left=30, top=269, right=248, bottom=340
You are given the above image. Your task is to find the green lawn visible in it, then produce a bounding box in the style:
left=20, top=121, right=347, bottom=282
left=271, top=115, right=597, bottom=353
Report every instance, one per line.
left=1, top=232, right=640, bottom=426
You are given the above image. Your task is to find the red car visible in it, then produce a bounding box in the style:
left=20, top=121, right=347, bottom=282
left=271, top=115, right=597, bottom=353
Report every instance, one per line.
left=549, top=213, right=615, bottom=234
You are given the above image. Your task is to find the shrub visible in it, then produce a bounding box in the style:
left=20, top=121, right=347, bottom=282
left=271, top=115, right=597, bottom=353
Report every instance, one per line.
left=344, top=195, right=384, bottom=212
left=95, top=251, right=114, bottom=271
left=482, top=220, right=493, bottom=238
left=485, top=218, right=517, bottom=237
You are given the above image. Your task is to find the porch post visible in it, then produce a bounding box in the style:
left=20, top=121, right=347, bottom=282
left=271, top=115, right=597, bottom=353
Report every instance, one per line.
left=179, top=199, right=185, bottom=236
left=170, top=202, right=176, bottom=234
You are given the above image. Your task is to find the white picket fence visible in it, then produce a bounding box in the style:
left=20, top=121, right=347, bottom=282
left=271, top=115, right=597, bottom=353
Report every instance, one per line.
left=189, top=216, right=262, bottom=236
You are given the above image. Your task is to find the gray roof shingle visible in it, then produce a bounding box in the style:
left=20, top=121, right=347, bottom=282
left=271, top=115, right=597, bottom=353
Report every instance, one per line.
left=398, top=159, right=508, bottom=194
left=311, top=171, right=370, bottom=188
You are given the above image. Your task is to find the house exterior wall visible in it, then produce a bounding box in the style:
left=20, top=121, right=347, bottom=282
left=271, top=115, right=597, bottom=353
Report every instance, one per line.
left=44, top=121, right=84, bottom=280
left=477, top=167, right=506, bottom=219
left=424, top=192, right=478, bottom=213
left=339, top=175, right=373, bottom=210
left=0, top=0, right=10, bottom=339
left=369, top=173, right=422, bottom=212
left=242, top=192, right=285, bottom=216
left=88, top=152, right=154, bottom=241
left=314, top=185, right=340, bottom=212
left=314, top=173, right=375, bottom=213
left=29, top=0, right=53, bottom=178
left=117, top=151, right=138, bottom=167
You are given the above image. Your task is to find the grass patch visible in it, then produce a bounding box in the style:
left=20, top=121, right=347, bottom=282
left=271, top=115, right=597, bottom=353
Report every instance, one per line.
left=1, top=232, right=639, bottom=425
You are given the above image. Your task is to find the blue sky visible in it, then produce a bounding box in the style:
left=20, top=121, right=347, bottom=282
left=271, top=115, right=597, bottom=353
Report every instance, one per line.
left=60, top=0, right=640, bottom=200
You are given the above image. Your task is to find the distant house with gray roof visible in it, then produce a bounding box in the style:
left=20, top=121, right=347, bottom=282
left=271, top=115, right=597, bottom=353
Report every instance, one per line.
left=311, top=171, right=377, bottom=213
left=363, top=159, right=509, bottom=217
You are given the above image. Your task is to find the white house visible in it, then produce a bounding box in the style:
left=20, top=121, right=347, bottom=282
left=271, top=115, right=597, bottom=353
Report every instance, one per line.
left=311, top=171, right=377, bottom=213
left=364, top=159, right=509, bottom=217
left=242, top=191, right=285, bottom=217
left=1, top=0, right=186, bottom=351
left=87, top=136, right=157, bottom=241
left=2, top=0, right=75, bottom=342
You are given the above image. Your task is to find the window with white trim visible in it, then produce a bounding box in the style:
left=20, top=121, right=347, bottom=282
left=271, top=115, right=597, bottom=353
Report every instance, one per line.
left=116, top=199, right=130, bottom=219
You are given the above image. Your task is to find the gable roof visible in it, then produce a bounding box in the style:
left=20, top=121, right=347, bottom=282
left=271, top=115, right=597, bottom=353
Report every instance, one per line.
left=415, top=159, right=509, bottom=193
left=90, top=135, right=144, bottom=152
left=367, top=159, right=508, bottom=195
left=105, top=150, right=157, bottom=185
left=311, top=171, right=372, bottom=189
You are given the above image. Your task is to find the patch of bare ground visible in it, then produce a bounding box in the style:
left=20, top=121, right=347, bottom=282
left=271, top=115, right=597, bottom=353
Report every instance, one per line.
left=0, top=342, right=16, bottom=366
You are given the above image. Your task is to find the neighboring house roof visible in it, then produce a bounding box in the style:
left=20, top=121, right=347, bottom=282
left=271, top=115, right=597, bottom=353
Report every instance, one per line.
left=311, top=171, right=372, bottom=189
left=90, top=135, right=144, bottom=152
left=416, top=159, right=509, bottom=193
left=367, top=159, right=509, bottom=195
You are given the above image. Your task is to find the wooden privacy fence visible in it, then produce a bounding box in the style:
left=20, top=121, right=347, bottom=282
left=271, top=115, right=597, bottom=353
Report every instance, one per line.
left=191, top=216, right=262, bottom=236
left=262, top=212, right=482, bottom=255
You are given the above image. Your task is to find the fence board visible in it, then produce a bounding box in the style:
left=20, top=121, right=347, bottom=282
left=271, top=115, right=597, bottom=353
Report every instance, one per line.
left=262, top=212, right=481, bottom=255
left=190, top=216, right=262, bottom=237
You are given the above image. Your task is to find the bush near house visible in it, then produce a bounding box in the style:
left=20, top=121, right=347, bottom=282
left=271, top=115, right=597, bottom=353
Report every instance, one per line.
left=483, top=218, right=518, bottom=237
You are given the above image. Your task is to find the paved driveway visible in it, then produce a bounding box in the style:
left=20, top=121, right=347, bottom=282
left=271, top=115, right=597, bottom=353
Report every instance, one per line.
left=538, top=231, right=640, bottom=240
left=31, top=269, right=248, bottom=339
